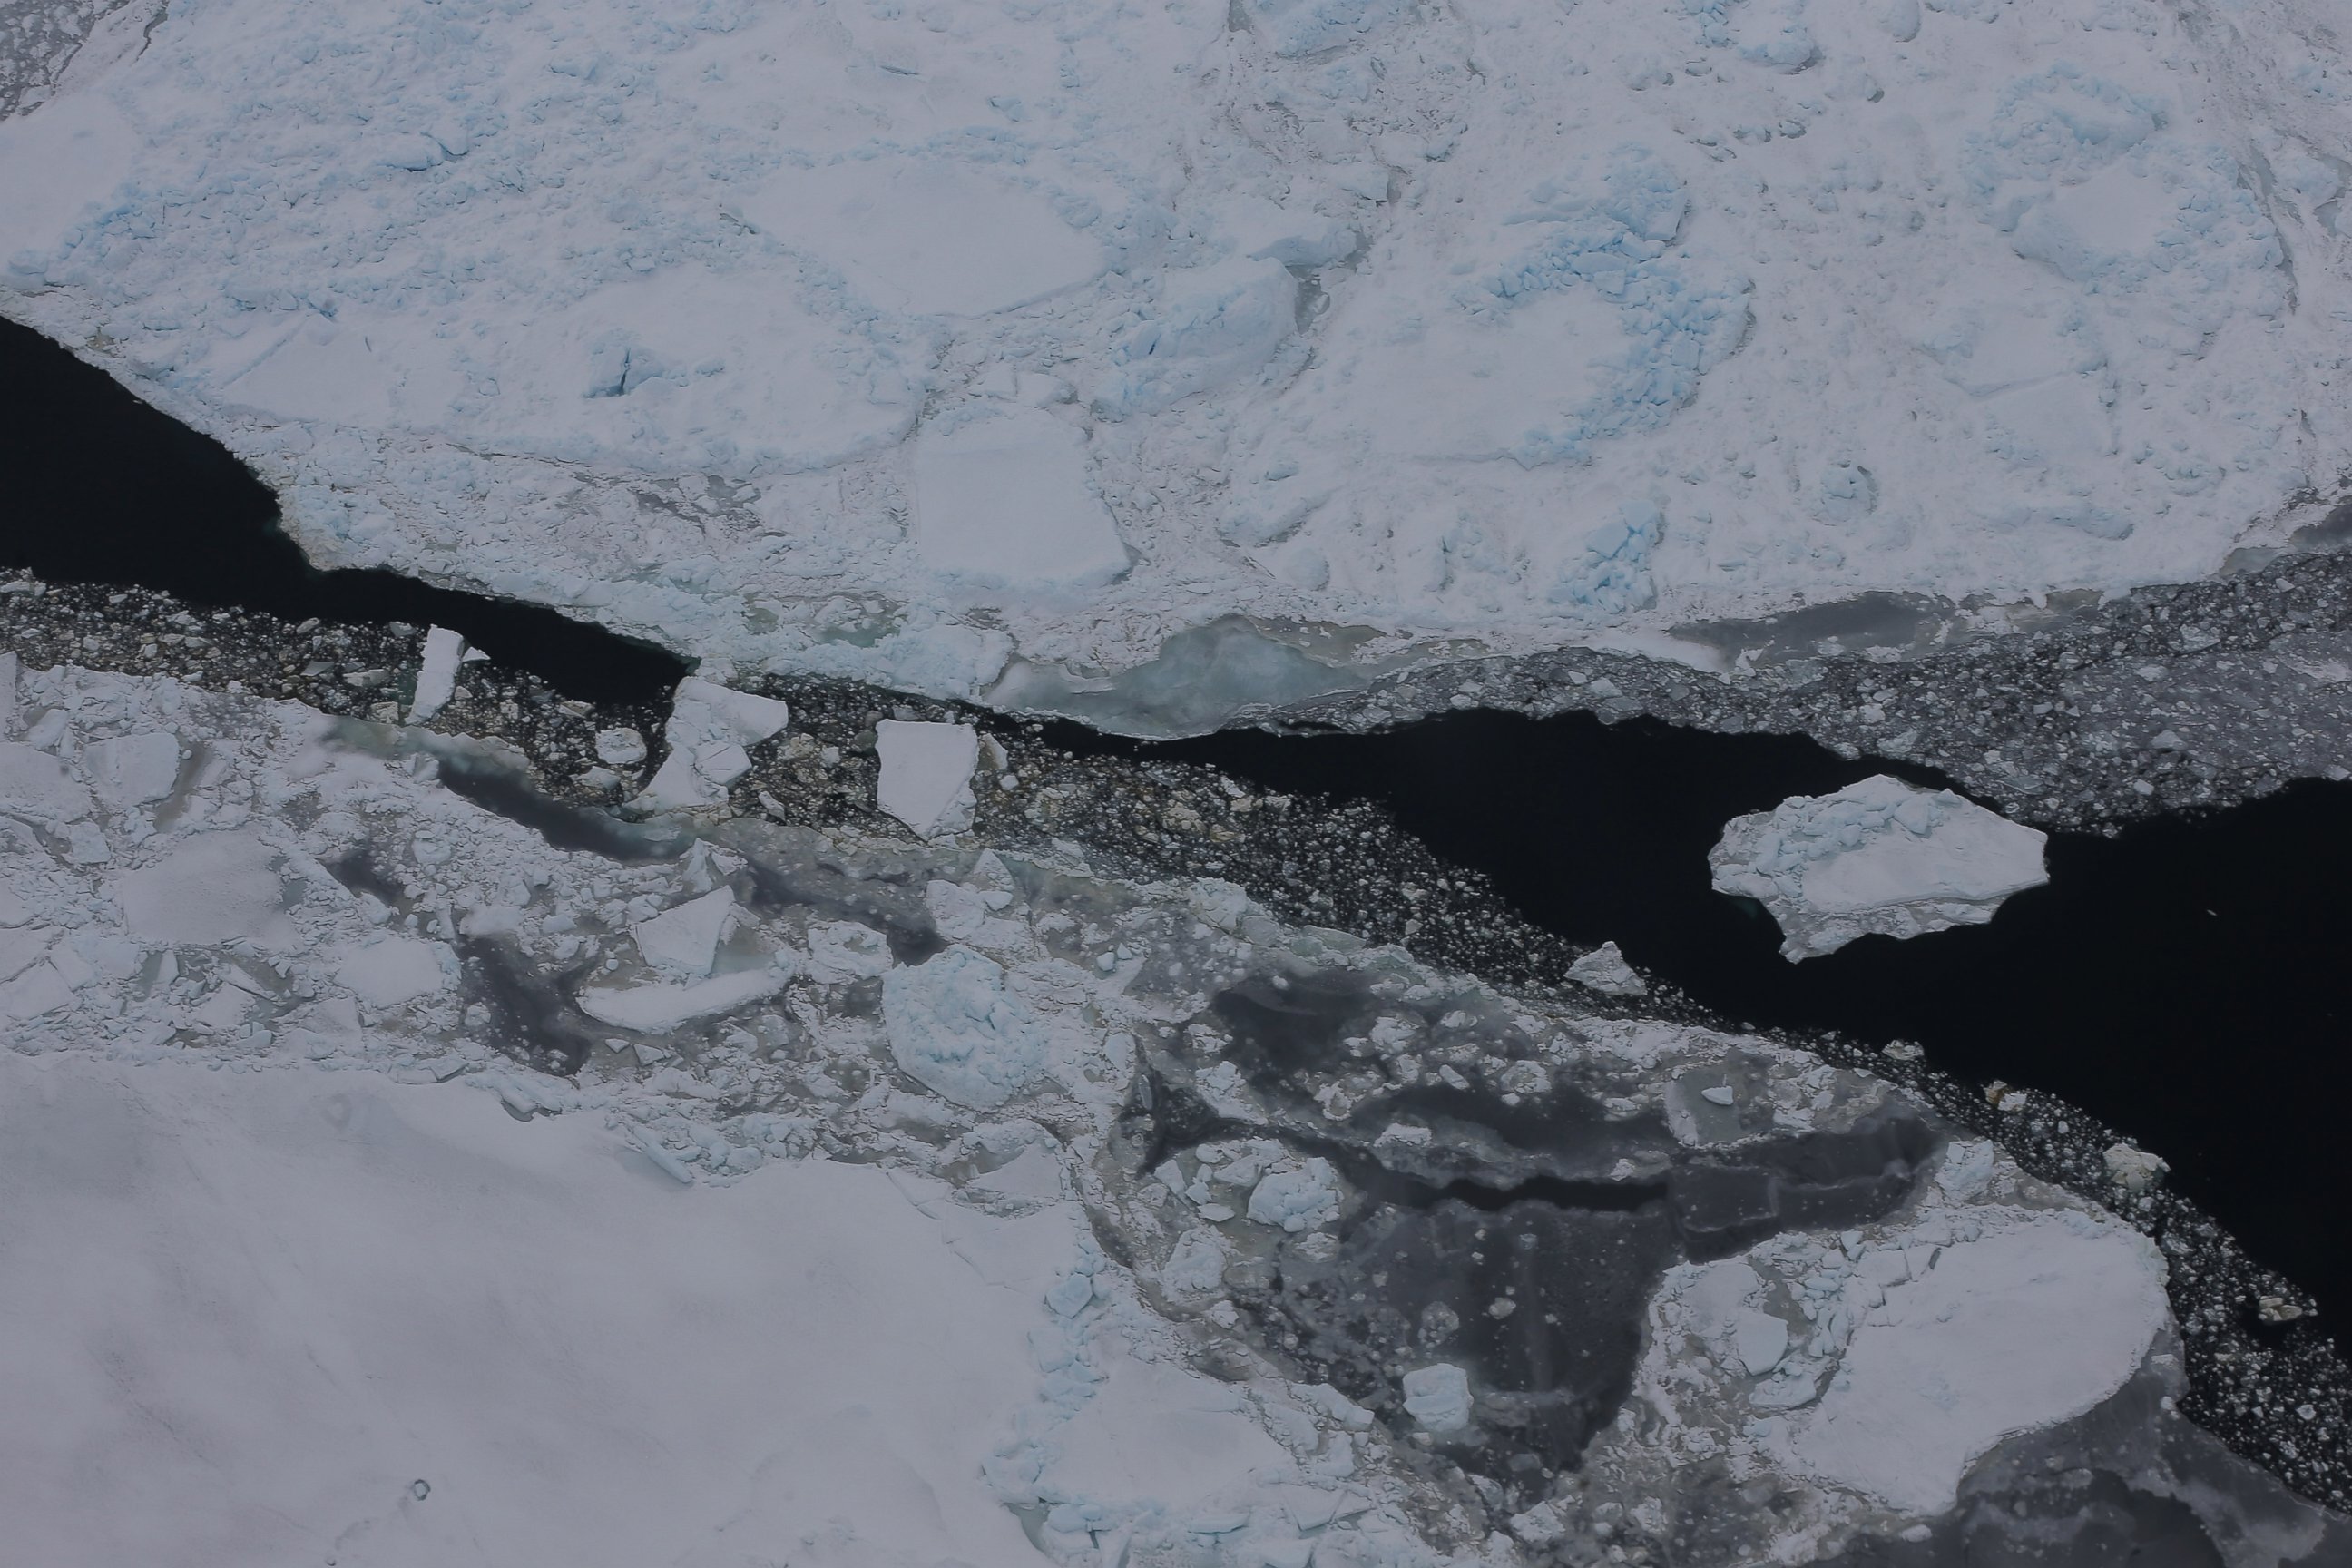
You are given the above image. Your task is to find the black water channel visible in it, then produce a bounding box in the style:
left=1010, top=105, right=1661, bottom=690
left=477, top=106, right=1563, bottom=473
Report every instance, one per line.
left=5, top=311, right=2349, bottom=1342
left=0, top=316, right=683, bottom=704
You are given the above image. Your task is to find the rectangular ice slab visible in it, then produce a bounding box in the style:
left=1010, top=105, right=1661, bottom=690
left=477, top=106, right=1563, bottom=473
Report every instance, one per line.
left=875, top=719, right=979, bottom=839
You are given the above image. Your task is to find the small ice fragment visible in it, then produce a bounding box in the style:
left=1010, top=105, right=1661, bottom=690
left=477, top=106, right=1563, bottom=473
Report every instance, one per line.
left=881, top=946, right=1043, bottom=1108
left=631, top=887, right=735, bottom=977
left=594, top=727, right=648, bottom=767
left=85, top=731, right=182, bottom=807
left=1732, top=1309, right=1790, bottom=1376
left=1247, top=1158, right=1341, bottom=1232
left=635, top=679, right=790, bottom=811
left=1401, top=1363, right=1473, bottom=1434
left=1568, top=940, right=1649, bottom=995
left=1700, top=1084, right=1737, bottom=1107
left=876, top=720, right=979, bottom=838
left=806, top=920, right=894, bottom=980
left=408, top=627, right=466, bottom=722
left=2103, top=1143, right=2169, bottom=1193
left=577, top=966, right=789, bottom=1031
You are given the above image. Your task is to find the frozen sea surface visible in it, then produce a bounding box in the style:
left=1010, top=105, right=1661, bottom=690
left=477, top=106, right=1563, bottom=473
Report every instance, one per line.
left=5, top=0, right=2352, bottom=718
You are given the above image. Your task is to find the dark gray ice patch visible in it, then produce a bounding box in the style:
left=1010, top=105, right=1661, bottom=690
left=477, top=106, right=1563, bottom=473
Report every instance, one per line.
left=457, top=937, right=599, bottom=1077
left=423, top=742, right=686, bottom=861
left=1257, top=1199, right=1678, bottom=1471
left=1669, top=1113, right=1936, bottom=1259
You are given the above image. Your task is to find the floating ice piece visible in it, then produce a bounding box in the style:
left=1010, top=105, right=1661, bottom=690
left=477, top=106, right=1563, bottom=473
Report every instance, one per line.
left=593, top=728, right=647, bottom=767
left=84, top=731, right=182, bottom=808
left=1765, top=1215, right=2167, bottom=1515
left=1731, top=1310, right=1789, bottom=1377
left=635, top=679, right=790, bottom=811
left=1247, top=1158, right=1341, bottom=1232
left=1401, top=1363, right=1474, bottom=1435
left=0, top=742, right=93, bottom=824
left=876, top=720, right=979, bottom=839
left=334, top=936, right=454, bottom=1008
left=1709, top=776, right=2049, bottom=960
left=631, top=887, right=735, bottom=978
left=881, top=946, right=1043, bottom=1109
left=0, top=962, right=75, bottom=1023
left=806, top=920, right=895, bottom=980
left=2104, top=1143, right=2170, bottom=1192
left=910, top=411, right=1128, bottom=590
left=576, top=965, right=790, bottom=1033
left=116, top=831, right=297, bottom=949
left=407, top=627, right=465, bottom=722
left=1568, top=940, right=1648, bottom=996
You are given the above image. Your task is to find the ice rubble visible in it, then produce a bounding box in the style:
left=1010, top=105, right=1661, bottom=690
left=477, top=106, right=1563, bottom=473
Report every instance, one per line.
left=1710, top=774, right=2050, bottom=959
left=5, top=0, right=2350, bottom=712
left=0, top=648, right=2246, bottom=1563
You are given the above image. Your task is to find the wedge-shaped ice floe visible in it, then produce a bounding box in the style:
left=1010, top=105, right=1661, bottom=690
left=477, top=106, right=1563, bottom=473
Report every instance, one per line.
left=634, top=680, right=790, bottom=812
left=1710, top=776, right=2049, bottom=960
left=576, top=965, right=791, bottom=1034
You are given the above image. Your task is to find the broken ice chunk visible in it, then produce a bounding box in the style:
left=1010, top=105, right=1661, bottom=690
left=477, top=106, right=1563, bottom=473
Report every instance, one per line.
left=116, top=831, right=297, bottom=949
left=593, top=727, right=647, bottom=767
left=875, top=720, right=978, bottom=839
left=2103, top=1142, right=2169, bottom=1193
left=634, top=679, right=791, bottom=811
left=1731, top=1309, right=1789, bottom=1376
left=806, top=920, right=895, bottom=980
left=880, top=945, right=1043, bottom=1108
left=1246, top=1158, right=1341, bottom=1232
left=334, top=936, right=455, bottom=1007
left=1709, top=775, right=2049, bottom=960
left=576, top=965, right=790, bottom=1032
left=85, top=731, right=182, bottom=807
left=1401, top=1363, right=1474, bottom=1435
left=1568, top=939, right=1649, bottom=995
left=631, top=887, right=735, bottom=978
left=407, top=627, right=466, bottom=722
left=0, top=741, right=93, bottom=824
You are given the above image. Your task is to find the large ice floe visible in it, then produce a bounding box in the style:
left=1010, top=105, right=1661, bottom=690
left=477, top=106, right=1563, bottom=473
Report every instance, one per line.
left=0, top=649, right=2338, bottom=1564
left=1710, top=774, right=2051, bottom=959
left=6, top=0, right=2352, bottom=721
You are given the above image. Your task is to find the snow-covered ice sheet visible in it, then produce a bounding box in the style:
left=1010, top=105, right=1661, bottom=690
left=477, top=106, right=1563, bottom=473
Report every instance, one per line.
left=1710, top=774, right=2049, bottom=958
left=6, top=0, right=2351, bottom=715
left=0, top=1051, right=1070, bottom=1568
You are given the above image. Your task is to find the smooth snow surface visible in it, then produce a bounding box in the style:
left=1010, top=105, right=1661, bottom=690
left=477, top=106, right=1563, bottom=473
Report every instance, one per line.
left=7, top=0, right=2350, bottom=713
left=0, top=1053, right=1067, bottom=1568
left=1710, top=775, right=2049, bottom=959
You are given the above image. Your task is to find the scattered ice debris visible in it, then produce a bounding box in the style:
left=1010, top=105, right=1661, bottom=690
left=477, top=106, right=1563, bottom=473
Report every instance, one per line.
left=875, top=720, right=978, bottom=839
left=1710, top=776, right=2050, bottom=960
left=407, top=627, right=465, bottom=722
left=881, top=946, right=1043, bottom=1109
left=1401, top=1363, right=1475, bottom=1435
left=635, top=680, right=790, bottom=812
left=1567, top=939, right=1648, bottom=996
left=2104, top=1142, right=2171, bottom=1193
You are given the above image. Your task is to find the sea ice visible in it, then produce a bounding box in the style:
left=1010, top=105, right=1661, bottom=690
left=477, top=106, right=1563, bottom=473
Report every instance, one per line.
left=576, top=966, right=790, bottom=1034
left=882, top=946, right=1044, bottom=1109
left=1710, top=776, right=2050, bottom=959
left=910, top=410, right=1128, bottom=591
left=875, top=720, right=979, bottom=840
left=1401, top=1363, right=1474, bottom=1435
left=1567, top=940, right=1648, bottom=996
left=635, top=679, right=790, bottom=812
left=631, top=887, right=735, bottom=978
left=407, top=627, right=465, bottom=722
